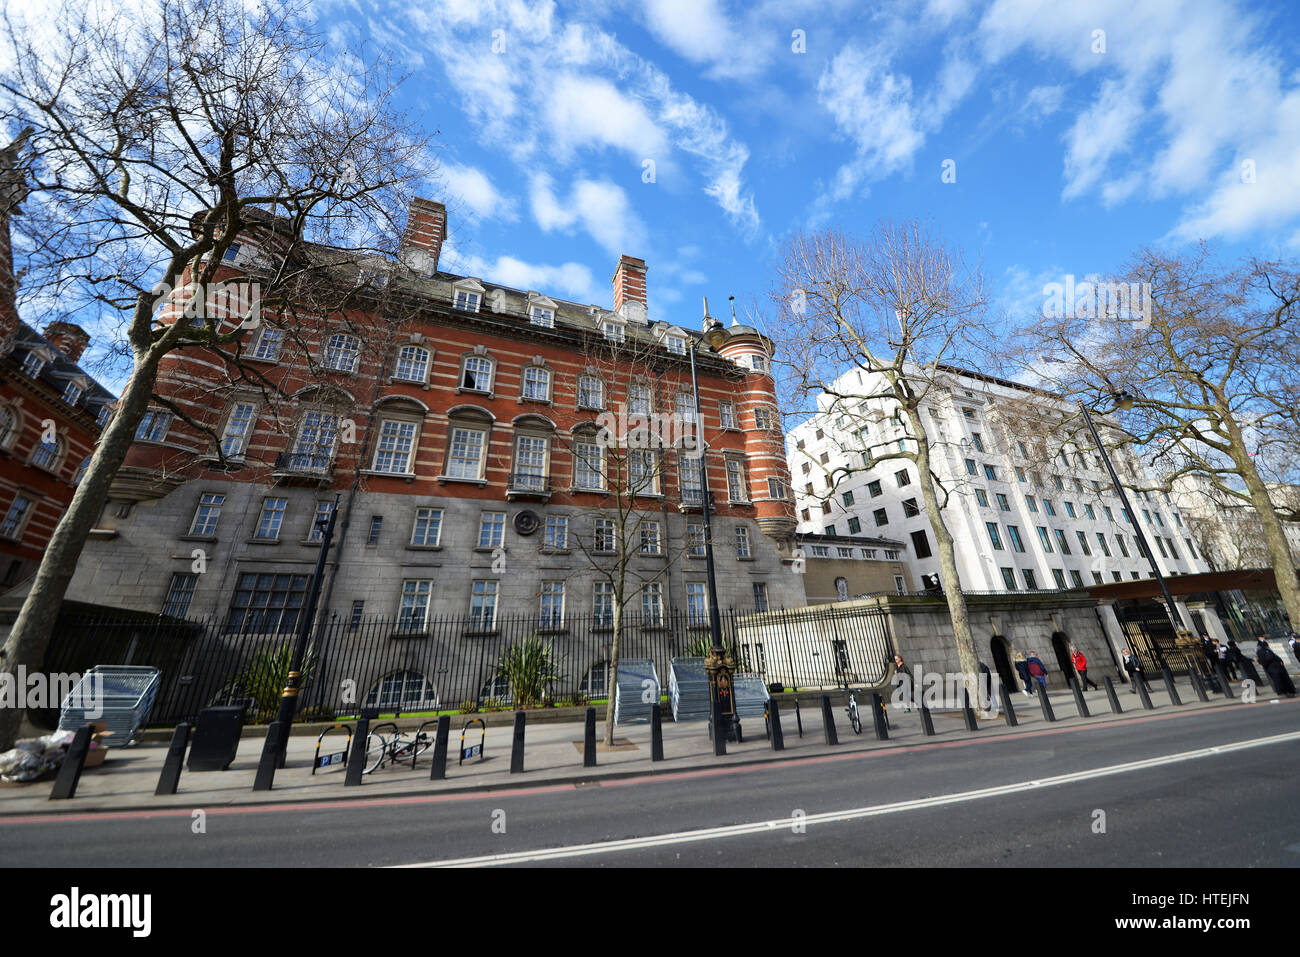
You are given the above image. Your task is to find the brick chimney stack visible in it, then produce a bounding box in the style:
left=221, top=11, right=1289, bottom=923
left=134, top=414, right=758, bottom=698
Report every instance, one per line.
left=612, top=254, right=647, bottom=315
left=44, top=321, right=91, bottom=362
left=0, top=128, right=33, bottom=350
left=400, top=198, right=447, bottom=275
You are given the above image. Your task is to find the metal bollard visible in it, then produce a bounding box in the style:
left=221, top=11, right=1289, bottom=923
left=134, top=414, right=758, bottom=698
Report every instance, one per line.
left=794, top=698, right=803, bottom=738
left=49, top=726, right=93, bottom=801
left=651, top=703, right=665, bottom=761
left=510, top=711, right=526, bottom=774
left=961, top=688, right=978, bottom=731
left=1000, top=681, right=1018, bottom=727
left=1103, top=676, right=1123, bottom=714
left=821, top=695, right=838, bottom=746
left=767, top=700, right=785, bottom=751
left=252, top=721, right=286, bottom=792
left=429, top=715, right=450, bottom=780
left=1161, top=665, right=1182, bottom=706
left=1038, top=684, right=1056, bottom=723
left=1136, top=673, right=1155, bottom=710
left=155, top=722, right=191, bottom=796
left=1216, top=661, right=1236, bottom=699
left=919, top=703, right=936, bottom=735
left=710, top=699, right=727, bottom=756
left=871, top=692, right=889, bottom=740
left=584, top=707, right=598, bottom=766
left=344, top=717, right=370, bottom=786
left=1190, top=669, right=1209, bottom=702
left=1070, top=676, right=1091, bottom=718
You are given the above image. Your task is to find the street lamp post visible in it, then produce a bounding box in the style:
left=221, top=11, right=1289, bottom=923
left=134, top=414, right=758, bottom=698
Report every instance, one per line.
left=1077, top=400, right=1186, bottom=655
left=688, top=328, right=736, bottom=749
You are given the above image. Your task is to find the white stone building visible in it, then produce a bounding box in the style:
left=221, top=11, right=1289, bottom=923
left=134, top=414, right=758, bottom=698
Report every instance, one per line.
left=787, top=364, right=1211, bottom=596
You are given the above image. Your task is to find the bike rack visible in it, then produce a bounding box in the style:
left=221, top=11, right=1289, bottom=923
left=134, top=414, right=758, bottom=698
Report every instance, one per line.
left=410, top=719, right=441, bottom=770
left=312, top=723, right=352, bottom=775
left=459, top=718, right=486, bottom=765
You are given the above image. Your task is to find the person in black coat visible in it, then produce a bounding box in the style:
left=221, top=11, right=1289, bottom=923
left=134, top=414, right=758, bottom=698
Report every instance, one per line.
left=1255, top=639, right=1297, bottom=696
left=1122, top=647, right=1147, bottom=694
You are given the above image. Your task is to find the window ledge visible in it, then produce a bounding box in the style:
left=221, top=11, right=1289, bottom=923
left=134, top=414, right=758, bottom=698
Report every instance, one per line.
left=473, top=546, right=503, bottom=553
left=437, top=475, right=488, bottom=487
left=360, top=469, right=417, bottom=482
left=737, top=556, right=756, bottom=562
left=246, top=538, right=281, bottom=546
left=518, top=396, right=553, bottom=406
left=454, top=387, right=495, bottom=399
left=406, top=544, right=443, bottom=551
left=539, top=547, right=571, bottom=555
left=180, top=534, right=218, bottom=544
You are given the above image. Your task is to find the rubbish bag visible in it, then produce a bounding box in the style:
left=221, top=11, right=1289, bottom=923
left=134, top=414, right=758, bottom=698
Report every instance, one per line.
left=0, top=747, right=43, bottom=783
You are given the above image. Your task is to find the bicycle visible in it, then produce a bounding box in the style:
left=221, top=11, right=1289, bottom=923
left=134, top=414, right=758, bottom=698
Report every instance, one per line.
left=362, top=722, right=435, bottom=774
left=845, top=690, right=863, bottom=734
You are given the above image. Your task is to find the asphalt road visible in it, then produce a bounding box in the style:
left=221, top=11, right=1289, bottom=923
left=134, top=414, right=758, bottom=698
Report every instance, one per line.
left=2, top=701, right=1297, bottom=867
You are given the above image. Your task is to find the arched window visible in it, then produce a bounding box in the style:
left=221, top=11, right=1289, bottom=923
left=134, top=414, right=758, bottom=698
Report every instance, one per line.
left=31, top=436, right=64, bottom=472
left=521, top=364, right=552, bottom=402
left=322, top=333, right=360, bottom=373
left=577, top=375, right=604, bottom=410
left=394, top=345, right=430, bottom=383
left=364, top=671, right=439, bottom=712
left=0, top=404, right=17, bottom=449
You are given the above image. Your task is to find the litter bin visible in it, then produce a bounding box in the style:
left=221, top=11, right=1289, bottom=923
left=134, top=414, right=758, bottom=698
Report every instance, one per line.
left=187, top=706, right=246, bottom=771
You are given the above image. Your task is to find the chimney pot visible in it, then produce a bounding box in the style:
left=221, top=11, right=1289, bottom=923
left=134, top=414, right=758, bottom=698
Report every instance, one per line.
left=612, top=254, right=647, bottom=316
left=401, top=198, right=447, bottom=275
left=43, top=321, right=91, bottom=362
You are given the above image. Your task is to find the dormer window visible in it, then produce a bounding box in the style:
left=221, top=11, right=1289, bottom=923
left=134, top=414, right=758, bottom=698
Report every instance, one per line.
left=602, top=321, right=624, bottom=342
left=96, top=404, right=113, bottom=428
left=21, top=351, right=45, bottom=378
left=530, top=306, right=555, bottom=328
left=666, top=336, right=686, bottom=355
left=62, top=382, right=83, bottom=406
left=455, top=289, right=480, bottom=312
left=749, top=354, right=768, bottom=372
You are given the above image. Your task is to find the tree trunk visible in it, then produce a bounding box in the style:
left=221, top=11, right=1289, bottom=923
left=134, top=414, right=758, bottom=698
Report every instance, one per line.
left=1226, top=424, right=1300, bottom=634
left=603, top=597, right=622, bottom=747
left=909, top=409, right=981, bottom=709
left=0, top=349, right=163, bottom=750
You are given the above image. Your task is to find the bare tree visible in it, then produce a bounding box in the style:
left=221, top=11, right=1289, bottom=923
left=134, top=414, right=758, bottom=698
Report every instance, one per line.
left=769, top=222, right=990, bottom=708
left=1022, top=245, right=1300, bottom=632
left=0, top=0, right=427, bottom=748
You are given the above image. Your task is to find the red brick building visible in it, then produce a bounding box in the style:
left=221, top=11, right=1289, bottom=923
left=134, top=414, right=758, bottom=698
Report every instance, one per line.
left=0, top=141, right=116, bottom=592
left=62, top=198, right=802, bottom=629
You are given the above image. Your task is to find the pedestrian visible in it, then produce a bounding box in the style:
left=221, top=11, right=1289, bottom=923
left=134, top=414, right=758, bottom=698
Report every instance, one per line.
left=1255, top=639, right=1297, bottom=697
left=892, top=653, right=912, bottom=712
left=1217, top=639, right=1237, bottom=680
left=1287, top=632, right=1300, bottom=669
left=1071, top=646, right=1099, bottom=690
left=1025, top=652, right=1049, bottom=695
left=1226, top=639, right=1246, bottom=676
left=1122, top=646, right=1146, bottom=694
left=1014, top=652, right=1033, bottom=696
left=978, top=659, right=1000, bottom=712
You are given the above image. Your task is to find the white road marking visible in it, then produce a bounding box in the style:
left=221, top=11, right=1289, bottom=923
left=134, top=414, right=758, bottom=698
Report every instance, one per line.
left=394, top=730, right=1300, bottom=868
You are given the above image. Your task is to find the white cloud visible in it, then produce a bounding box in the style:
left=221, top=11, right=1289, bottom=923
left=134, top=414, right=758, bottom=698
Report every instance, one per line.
left=546, top=74, right=670, bottom=163
left=438, top=163, right=517, bottom=222
left=440, top=248, right=599, bottom=303
left=529, top=173, right=647, bottom=255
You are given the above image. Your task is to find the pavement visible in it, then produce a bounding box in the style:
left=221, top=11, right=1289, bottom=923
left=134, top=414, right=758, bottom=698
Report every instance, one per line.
left=1, top=671, right=1295, bottom=818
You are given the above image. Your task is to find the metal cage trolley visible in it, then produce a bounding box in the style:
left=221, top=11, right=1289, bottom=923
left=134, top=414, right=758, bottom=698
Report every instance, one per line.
left=58, top=665, right=161, bottom=746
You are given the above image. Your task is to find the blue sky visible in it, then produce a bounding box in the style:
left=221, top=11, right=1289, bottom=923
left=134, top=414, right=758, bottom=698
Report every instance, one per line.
left=309, top=0, right=1300, bottom=339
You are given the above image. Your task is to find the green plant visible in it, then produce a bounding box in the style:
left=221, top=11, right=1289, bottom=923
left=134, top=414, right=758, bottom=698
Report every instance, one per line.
left=235, top=643, right=316, bottom=722
left=494, top=635, right=564, bottom=708
left=685, top=636, right=737, bottom=659
left=459, top=699, right=479, bottom=714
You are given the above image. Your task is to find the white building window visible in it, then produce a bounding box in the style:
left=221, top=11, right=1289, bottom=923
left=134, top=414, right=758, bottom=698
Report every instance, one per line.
left=628, top=384, right=651, bottom=415
left=255, top=497, right=288, bottom=540
left=289, top=411, right=338, bottom=471
left=594, top=518, right=616, bottom=553
left=372, top=419, right=418, bottom=473
left=686, top=583, right=708, bottom=626
left=529, top=305, right=555, bottom=327
left=639, top=520, right=662, bottom=554
left=736, top=525, right=752, bottom=559
left=394, top=345, right=430, bottom=382
left=478, top=511, right=505, bottom=548
left=687, top=523, right=706, bottom=557
left=720, top=401, right=737, bottom=429
left=469, top=580, right=498, bottom=628
left=577, top=375, right=604, bottom=409
left=460, top=355, right=493, bottom=392
left=189, top=493, right=225, bottom=536
left=594, top=581, right=615, bottom=627
left=544, top=515, right=568, bottom=549
left=410, top=507, right=443, bottom=546
left=539, top=582, right=565, bottom=628
left=675, top=393, right=697, bottom=424
left=62, top=382, right=83, bottom=405
left=21, top=351, right=44, bottom=378
left=30, top=436, right=62, bottom=472
left=322, top=333, right=360, bottom=372
left=250, top=326, right=284, bottom=362
left=135, top=409, right=172, bottom=442
left=220, top=402, right=257, bottom=457
left=73, top=455, right=91, bottom=485
left=0, top=496, right=29, bottom=539
left=455, top=289, right=481, bottom=312
left=398, top=580, right=433, bottom=633
left=306, top=501, right=334, bottom=542
left=446, top=426, right=486, bottom=479
left=666, top=336, right=686, bottom=355
left=628, top=449, right=660, bottom=494
left=602, top=321, right=624, bottom=342
left=726, top=459, right=747, bottom=502
left=573, top=442, right=604, bottom=490
left=680, top=456, right=703, bottom=505
left=642, top=583, right=664, bottom=624
left=522, top=365, right=551, bottom=401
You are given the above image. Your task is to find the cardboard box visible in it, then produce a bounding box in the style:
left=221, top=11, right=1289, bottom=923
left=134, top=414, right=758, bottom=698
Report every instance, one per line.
left=82, top=722, right=113, bottom=768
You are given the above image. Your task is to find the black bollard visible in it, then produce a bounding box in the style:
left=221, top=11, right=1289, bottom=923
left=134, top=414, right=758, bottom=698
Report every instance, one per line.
left=1136, top=673, right=1155, bottom=710
left=794, top=698, right=803, bottom=738
left=429, top=715, right=450, bottom=780
left=871, top=692, right=889, bottom=740
left=509, top=711, right=526, bottom=774
left=1103, top=676, right=1123, bottom=714
left=1189, top=668, right=1209, bottom=702
left=710, top=699, right=727, bottom=756
left=961, top=688, right=978, bottom=731
left=1001, top=686, right=1018, bottom=727
left=344, top=717, right=370, bottom=786
left=919, top=703, right=937, bottom=735
left=1038, top=684, right=1056, bottom=723
left=767, top=700, right=785, bottom=752
left=1215, top=661, right=1236, bottom=699
left=1161, top=665, right=1182, bottom=706
left=584, top=707, right=598, bottom=767
left=49, top=726, right=93, bottom=801
left=651, top=703, right=665, bottom=761
left=252, top=721, right=286, bottom=792
left=821, top=695, right=839, bottom=746
left=1070, top=676, right=1091, bottom=718
left=154, top=722, right=191, bottom=796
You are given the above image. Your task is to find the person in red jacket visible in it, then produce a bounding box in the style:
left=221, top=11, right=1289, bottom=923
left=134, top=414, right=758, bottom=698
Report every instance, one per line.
left=1071, top=646, right=1099, bottom=690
